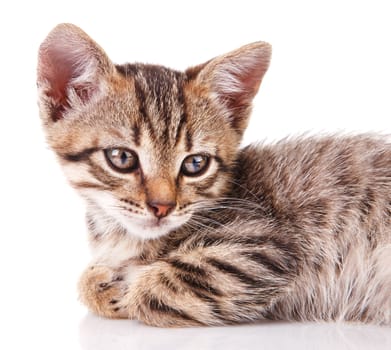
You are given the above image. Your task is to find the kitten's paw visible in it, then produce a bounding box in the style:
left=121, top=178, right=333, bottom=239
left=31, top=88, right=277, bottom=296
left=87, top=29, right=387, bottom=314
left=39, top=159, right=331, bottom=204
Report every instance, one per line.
left=78, top=265, right=129, bottom=319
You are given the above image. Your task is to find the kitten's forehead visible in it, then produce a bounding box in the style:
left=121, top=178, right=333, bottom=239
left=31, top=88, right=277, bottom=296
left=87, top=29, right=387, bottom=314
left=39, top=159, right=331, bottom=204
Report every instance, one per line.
left=116, top=63, right=187, bottom=149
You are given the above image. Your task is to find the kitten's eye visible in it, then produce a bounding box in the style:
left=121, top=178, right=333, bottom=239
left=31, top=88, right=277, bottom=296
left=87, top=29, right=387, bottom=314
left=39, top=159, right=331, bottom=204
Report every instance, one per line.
left=181, top=154, right=210, bottom=177
left=104, top=148, right=139, bottom=173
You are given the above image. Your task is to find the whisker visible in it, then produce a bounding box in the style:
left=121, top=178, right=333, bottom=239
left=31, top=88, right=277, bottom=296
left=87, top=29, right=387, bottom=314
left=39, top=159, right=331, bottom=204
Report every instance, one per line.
left=186, top=214, right=238, bottom=235
left=226, top=179, right=261, bottom=202
left=189, top=198, right=265, bottom=216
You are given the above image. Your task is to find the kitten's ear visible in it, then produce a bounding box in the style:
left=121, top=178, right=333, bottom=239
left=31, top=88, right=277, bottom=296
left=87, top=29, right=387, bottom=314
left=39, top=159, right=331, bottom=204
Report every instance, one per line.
left=188, top=42, right=271, bottom=132
left=37, top=23, right=114, bottom=122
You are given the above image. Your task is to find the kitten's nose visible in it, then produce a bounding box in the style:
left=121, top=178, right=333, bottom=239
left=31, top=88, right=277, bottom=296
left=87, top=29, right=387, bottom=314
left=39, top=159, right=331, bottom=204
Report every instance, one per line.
left=147, top=201, right=175, bottom=219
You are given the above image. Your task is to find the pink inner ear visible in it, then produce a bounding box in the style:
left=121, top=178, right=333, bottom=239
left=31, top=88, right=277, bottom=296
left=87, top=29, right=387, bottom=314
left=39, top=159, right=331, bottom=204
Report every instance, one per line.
left=227, top=68, right=263, bottom=109
left=38, top=42, right=97, bottom=121
left=204, top=44, right=271, bottom=131
left=39, top=50, right=73, bottom=120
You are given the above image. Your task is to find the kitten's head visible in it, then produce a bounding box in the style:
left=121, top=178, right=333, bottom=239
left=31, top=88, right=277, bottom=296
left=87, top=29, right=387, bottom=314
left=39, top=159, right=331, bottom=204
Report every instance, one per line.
left=37, top=24, right=271, bottom=240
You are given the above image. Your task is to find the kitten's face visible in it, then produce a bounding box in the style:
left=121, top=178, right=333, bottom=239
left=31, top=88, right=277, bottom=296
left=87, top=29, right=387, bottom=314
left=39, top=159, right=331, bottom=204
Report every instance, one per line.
left=37, top=24, right=271, bottom=239
left=54, top=66, right=239, bottom=239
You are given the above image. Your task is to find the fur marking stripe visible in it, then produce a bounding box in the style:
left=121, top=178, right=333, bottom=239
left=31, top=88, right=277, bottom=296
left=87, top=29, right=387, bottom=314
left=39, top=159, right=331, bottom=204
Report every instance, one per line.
left=176, top=272, right=223, bottom=296
left=159, top=273, right=179, bottom=293
left=174, top=113, right=187, bottom=146
left=185, top=130, right=193, bottom=152
left=170, top=258, right=206, bottom=275
left=244, top=251, right=288, bottom=275
left=132, top=125, right=141, bottom=146
left=88, top=162, right=125, bottom=188
left=148, top=296, right=199, bottom=323
left=133, top=78, right=156, bottom=138
left=207, top=258, right=258, bottom=286
left=70, top=181, right=111, bottom=191
left=194, top=173, right=219, bottom=193
left=191, top=289, right=226, bottom=320
left=61, top=147, right=100, bottom=162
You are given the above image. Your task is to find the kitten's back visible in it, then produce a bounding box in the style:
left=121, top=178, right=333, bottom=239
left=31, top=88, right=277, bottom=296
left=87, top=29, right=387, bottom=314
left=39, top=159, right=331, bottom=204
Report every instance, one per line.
left=233, top=135, right=391, bottom=323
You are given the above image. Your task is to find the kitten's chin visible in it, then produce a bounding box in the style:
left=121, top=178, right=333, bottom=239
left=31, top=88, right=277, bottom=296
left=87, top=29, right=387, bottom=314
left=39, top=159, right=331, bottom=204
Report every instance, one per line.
left=118, top=215, right=190, bottom=240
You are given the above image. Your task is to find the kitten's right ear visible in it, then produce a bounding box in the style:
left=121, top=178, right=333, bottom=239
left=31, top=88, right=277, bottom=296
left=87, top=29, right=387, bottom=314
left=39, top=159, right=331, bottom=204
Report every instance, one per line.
left=186, top=42, right=271, bottom=133
left=37, top=23, right=114, bottom=122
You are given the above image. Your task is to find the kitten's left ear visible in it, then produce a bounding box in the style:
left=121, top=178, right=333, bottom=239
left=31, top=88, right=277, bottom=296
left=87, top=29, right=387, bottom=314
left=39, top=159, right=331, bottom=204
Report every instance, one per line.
left=37, top=23, right=115, bottom=122
left=187, top=42, right=271, bottom=132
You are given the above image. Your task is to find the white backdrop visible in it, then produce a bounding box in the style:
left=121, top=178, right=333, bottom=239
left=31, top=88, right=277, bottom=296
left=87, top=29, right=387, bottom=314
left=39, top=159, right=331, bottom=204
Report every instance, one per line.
left=0, top=1, right=390, bottom=349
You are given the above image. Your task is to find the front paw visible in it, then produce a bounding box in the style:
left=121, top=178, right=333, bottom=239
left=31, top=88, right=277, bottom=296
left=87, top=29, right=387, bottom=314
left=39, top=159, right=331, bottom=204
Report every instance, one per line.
left=78, top=265, right=129, bottom=319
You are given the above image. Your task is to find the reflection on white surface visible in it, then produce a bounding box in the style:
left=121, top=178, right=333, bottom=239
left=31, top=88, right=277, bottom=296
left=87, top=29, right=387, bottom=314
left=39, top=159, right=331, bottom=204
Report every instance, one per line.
left=79, top=313, right=391, bottom=350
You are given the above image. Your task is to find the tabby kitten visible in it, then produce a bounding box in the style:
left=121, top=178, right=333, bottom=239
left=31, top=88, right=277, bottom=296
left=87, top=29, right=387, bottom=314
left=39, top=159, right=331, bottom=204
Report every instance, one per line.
left=37, top=24, right=391, bottom=327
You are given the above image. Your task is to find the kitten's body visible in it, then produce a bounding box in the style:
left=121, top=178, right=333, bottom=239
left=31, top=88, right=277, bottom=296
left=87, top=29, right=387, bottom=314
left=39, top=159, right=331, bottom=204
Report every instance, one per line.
left=38, top=24, right=391, bottom=327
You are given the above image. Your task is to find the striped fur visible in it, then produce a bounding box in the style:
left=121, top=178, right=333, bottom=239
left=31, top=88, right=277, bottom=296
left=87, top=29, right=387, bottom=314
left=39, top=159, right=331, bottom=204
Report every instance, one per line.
left=38, top=24, right=390, bottom=327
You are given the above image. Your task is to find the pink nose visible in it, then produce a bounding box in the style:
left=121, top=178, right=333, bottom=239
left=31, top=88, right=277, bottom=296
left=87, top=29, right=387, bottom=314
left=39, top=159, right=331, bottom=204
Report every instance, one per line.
left=147, top=201, right=175, bottom=219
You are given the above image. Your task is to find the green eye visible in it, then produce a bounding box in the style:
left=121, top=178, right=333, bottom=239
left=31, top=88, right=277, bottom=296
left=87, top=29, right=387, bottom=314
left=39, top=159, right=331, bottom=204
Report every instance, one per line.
left=104, top=148, right=139, bottom=173
left=181, top=154, right=210, bottom=177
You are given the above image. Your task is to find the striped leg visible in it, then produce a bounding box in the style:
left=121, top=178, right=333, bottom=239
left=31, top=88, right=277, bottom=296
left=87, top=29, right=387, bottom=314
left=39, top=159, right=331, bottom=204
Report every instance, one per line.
left=124, top=233, right=300, bottom=326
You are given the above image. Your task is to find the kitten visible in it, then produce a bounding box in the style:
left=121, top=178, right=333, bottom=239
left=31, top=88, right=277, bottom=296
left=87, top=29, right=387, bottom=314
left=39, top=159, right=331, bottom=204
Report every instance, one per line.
left=37, top=23, right=391, bottom=327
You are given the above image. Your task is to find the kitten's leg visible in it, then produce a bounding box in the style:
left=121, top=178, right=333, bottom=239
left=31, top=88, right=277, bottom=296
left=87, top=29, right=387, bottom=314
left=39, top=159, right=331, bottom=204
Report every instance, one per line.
left=107, top=233, right=299, bottom=326
left=124, top=259, right=296, bottom=326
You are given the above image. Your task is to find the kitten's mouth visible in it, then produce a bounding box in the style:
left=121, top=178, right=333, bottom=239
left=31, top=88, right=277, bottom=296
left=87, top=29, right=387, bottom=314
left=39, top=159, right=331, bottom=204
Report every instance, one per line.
left=117, top=211, right=191, bottom=240
left=143, top=213, right=189, bottom=232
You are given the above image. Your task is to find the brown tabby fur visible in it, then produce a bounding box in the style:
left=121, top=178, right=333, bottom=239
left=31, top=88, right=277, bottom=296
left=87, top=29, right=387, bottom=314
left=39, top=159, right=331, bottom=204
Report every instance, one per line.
left=37, top=24, right=391, bottom=327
